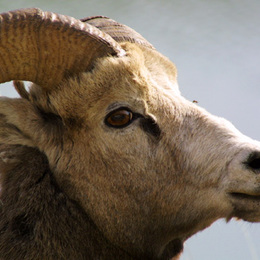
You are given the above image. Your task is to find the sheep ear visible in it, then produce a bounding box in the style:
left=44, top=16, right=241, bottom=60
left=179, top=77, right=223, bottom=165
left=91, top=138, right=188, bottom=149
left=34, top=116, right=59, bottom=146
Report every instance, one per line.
left=0, top=8, right=125, bottom=90
left=13, top=81, right=30, bottom=101
left=81, top=16, right=154, bottom=49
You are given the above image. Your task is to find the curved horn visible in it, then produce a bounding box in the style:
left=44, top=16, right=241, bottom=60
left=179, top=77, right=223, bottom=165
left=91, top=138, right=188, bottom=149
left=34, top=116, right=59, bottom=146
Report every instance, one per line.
left=0, top=8, right=125, bottom=89
left=81, top=16, right=154, bottom=49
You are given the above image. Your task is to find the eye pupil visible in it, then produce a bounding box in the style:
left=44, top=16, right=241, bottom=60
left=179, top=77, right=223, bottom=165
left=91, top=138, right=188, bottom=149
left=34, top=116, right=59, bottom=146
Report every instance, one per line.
left=111, top=114, right=126, bottom=122
left=106, top=109, right=133, bottom=128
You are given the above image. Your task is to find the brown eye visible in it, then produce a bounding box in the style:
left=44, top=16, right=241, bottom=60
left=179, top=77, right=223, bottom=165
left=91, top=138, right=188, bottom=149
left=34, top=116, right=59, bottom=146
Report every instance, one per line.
left=105, top=109, right=133, bottom=128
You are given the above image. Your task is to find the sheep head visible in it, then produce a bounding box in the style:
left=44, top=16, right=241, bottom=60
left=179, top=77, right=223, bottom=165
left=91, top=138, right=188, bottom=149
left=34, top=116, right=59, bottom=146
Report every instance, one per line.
left=0, top=8, right=259, bottom=259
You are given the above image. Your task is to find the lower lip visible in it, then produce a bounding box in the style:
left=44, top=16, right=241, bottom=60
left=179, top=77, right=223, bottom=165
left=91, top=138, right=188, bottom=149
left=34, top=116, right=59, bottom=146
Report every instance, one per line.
left=229, top=192, right=260, bottom=202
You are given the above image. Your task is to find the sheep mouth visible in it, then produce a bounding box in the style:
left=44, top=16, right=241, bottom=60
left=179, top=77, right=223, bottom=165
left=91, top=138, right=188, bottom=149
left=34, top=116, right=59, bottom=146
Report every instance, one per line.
left=229, top=192, right=260, bottom=222
left=229, top=192, right=260, bottom=202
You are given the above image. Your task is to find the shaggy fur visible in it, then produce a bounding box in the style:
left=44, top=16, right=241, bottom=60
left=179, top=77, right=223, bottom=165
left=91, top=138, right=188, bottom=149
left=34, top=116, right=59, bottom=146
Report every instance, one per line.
left=0, top=145, right=134, bottom=259
left=0, top=145, right=182, bottom=259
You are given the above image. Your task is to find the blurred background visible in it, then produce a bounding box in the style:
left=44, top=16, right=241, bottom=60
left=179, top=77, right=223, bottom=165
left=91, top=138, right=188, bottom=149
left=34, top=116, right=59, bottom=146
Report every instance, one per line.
left=0, top=1, right=259, bottom=259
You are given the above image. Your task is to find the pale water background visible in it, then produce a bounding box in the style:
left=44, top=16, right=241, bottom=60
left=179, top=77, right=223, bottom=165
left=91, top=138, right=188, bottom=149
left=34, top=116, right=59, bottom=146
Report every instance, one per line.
left=0, top=0, right=259, bottom=259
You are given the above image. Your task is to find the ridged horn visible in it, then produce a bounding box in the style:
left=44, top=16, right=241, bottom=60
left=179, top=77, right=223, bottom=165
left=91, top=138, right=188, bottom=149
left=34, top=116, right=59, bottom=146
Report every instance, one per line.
left=0, top=8, right=125, bottom=89
left=81, top=16, right=154, bottom=49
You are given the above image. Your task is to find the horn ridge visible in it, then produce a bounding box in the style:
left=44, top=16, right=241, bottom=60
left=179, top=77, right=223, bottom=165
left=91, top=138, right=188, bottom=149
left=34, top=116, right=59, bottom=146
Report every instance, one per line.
left=81, top=16, right=154, bottom=49
left=0, top=8, right=125, bottom=89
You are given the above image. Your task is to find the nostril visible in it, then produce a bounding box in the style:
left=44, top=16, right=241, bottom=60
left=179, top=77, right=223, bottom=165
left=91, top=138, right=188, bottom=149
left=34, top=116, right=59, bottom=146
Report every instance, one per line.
left=244, top=152, right=260, bottom=173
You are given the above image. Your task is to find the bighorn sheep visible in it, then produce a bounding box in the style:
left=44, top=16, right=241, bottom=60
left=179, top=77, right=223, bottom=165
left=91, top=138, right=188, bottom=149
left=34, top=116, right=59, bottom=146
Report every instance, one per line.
left=0, top=8, right=259, bottom=260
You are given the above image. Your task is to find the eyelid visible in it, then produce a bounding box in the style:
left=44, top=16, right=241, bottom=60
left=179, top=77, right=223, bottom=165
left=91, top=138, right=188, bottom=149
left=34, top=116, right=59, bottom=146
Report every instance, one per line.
left=106, top=107, right=143, bottom=118
left=106, top=101, right=146, bottom=115
left=106, top=103, right=130, bottom=114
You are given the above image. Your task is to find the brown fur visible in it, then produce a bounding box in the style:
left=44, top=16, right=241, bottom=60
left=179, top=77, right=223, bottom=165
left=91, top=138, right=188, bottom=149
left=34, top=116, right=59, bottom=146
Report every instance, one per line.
left=0, top=39, right=259, bottom=259
left=0, top=145, right=136, bottom=259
